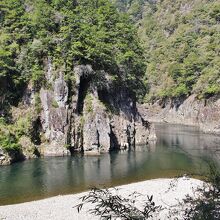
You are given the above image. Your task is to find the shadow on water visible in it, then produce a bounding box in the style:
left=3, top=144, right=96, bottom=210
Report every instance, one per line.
left=0, top=123, right=220, bottom=205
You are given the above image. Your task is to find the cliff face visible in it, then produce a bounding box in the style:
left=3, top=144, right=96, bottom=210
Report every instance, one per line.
left=139, top=95, right=220, bottom=134
left=0, top=64, right=155, bottom=165
left=38, top=64, right=155, bottom=156
left=0, top=0, right=154, bottom=165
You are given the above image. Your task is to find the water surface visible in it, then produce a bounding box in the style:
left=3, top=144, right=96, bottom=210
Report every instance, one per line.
left=0, top=123, right=219, bottom=205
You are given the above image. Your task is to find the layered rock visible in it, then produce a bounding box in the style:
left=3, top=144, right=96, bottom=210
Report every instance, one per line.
left=139, top=94, right=220, bottom=134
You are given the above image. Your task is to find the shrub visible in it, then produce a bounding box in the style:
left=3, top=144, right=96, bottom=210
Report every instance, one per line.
left=183, top=164, right=220, bottom=219
left=84, top=94, right=93, bottom=113
left=75, top=187, right=160, bottom=219
left=34, top=93, right=42, bottom=114
left=0, top=130, right=21, bottom=153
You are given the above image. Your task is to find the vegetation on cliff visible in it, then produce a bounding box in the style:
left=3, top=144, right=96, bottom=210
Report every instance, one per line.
left=0, top=0, right=145, bottom=154
left=1, top=0, right=220, bottom=107
left=0, top=111, right=37, bottom=153
left=0, top=119, right=21, bottom=152
left=0, top=0, right=145, bottom=109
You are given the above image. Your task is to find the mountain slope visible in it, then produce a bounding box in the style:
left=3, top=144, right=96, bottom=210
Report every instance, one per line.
left=141, top=0, right=220, bottom=100
left=114, top=0, right=220, bottom=134
left=0, top=0, right=145, bottom=110
left=115, top=0, right=220, bottom=100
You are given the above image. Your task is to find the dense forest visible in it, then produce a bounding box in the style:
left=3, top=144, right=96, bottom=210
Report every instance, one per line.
left=0, top=0, right=145, bottom=109
left=2, top=0, right=219, bottom=106
left=115, top=0, right=220, bottom=101
left=0, top=0, right=220, bottom=153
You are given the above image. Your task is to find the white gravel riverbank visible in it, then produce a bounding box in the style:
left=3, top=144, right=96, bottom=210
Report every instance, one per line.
left=0, top=177, right=203, bottom=220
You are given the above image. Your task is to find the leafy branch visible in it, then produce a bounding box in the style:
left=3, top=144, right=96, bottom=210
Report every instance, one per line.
left=75, top=187, right=161, bottom=219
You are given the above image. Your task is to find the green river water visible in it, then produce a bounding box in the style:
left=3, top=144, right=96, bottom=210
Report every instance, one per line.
left=0, top=123, right=219, bottom=205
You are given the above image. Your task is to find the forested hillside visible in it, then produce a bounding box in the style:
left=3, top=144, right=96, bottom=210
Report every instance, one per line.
left=1, top=0, right=220, bottom=161
left=2, top=0, right=219, bottom=110
left=113, top=0, right=148, bottom=20
left=0, top=0, right=144, bottom=111
left=0, top=0, right=146, bottom=157
left=115, top=0, right=220, bottom=101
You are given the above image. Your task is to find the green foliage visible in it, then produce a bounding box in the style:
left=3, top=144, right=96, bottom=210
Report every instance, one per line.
left=14, top=114, right=33, bottom=138
left=84, top=94, right=93, bottom=113
left=0, top=133, right=21, bottom=152
left=34, top=93, right=42, bottom=114
left=79, top=116, right=85, bottom=128
left=0, top=0, right=145, bottom=108
left=116, top=0, right=220, bottom=100
left=0, top=121, right=21, bottom=152
left=183, top=163, right=220, bottom=219
left=52, top=100, right=59, bottom=108
left=0, top=112, right=34, bottom=153
left=0, top=0, right=145, bottom=150
left=0, top=0, right=31, bottom=105
left=113, top=0, right=148, bottom=21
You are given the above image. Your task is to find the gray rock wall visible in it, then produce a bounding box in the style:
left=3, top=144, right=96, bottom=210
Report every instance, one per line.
left=0, top=62, right=155, bottom=165
left=39, top=64, right=155, bottom=156
left=39, top=74, right=70, bottom=156
left=140, top=94, right=220, bottom=134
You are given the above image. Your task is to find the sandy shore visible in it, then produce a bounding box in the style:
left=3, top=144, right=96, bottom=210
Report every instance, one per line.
left=0, top=177, right=203, bottom=220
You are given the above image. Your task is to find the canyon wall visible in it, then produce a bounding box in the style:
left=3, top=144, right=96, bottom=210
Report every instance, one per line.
left=38, top=64, right=156, bottom=156
left=0, top=64, right=156, bottom=165
left=139, top=95, right=220, bottom=135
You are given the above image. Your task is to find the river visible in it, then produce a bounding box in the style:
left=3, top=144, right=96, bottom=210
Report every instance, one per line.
left=0, top=123, right=219, bottom=205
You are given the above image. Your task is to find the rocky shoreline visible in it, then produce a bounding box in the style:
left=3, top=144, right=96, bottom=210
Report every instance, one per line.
left=139, top=94, right=220, bottom=135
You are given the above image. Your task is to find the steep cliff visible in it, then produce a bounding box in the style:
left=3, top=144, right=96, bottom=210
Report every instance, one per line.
left=0, top=63, right=155, bottom=165
left=0, top=0, right=156, bottom=165
left=139, top=95, right=220, bottom=135
left=39, top=64, right=155, bottom=156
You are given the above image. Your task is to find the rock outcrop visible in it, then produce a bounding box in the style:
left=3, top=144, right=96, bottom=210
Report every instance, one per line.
left=0, top=148, right=25, bottom=166
left=39, top=64, right=155, bottom=156
left=139, top=94, right=220, bottom=134
left=0, top=63, right=155, bottom=165
left=39, top=73, right=70, bottom=156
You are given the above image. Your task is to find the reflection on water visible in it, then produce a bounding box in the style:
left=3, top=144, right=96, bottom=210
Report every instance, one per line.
left=0, top=123, right=219, bottom=205
left=157, top=123, right=220, bottom=164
